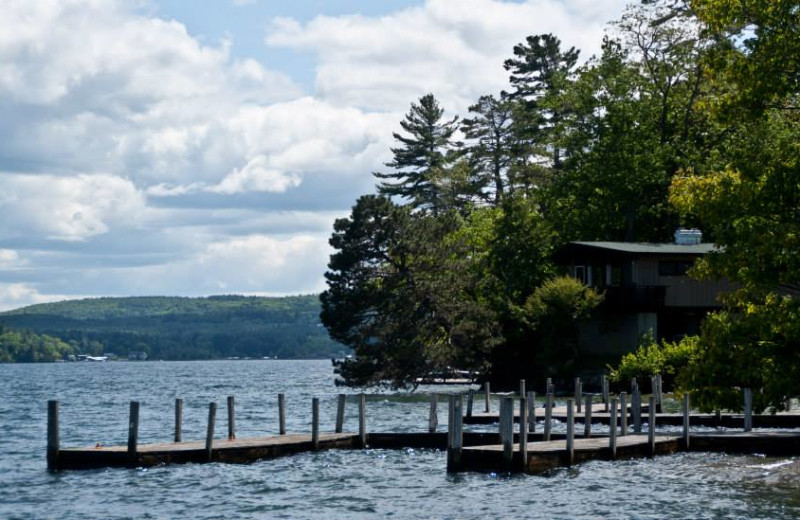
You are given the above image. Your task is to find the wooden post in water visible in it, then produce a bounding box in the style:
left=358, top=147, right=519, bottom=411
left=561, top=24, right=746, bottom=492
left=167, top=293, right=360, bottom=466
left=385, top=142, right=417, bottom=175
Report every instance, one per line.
left=574, top=378, right=582, bottom=413
left=278, top=393, right=286, bottom=435
left=544, top=392, right=553, bottom=441
left=743, top=388, right=753, bottom=432
left=174, top=398, right=183, bottom=443
left=657, top=374, right=664, bottom=413
left=466, top=389, right=475, bottom=418
left=519, top=379, right=526, bottom=399
left=446, top=395, right=463, bottom=472
left=584, top=394, right=593, bottom=438
left=648, top=396, right=656, bottom=457
left=335, top=394, right=346, bottom=433
left=609, top=397, right=617, bottom=459
left=619, top=392, right=627, bottom=436
left=602, top=376, right=610, bottom=412
left=47, top=400, right=59, bottom=471
left=227, top=395, right=235, bottom=440
left=127, top=401, right=140, bottom=468
left=500, top=397, right=514, bottom=469
left=519, top=395, right=528, bottom=471
left=633, top=382, right=642, bottom=433
left=631, top=377, right=637, bottom=394
left=312, top=398, right=320, bottom=450
left=358, top=393, right=367, bottom=448
left=429, top=393, right=438, bottom=433
left=546, top=377, right=553, bottom=395
left=526, top=391, right=536, bottom=433
left=683, top=392, right=691, bottom=449
left=565, top=399, right=574, bottom=466
left=484, top=382, right=491, bottom=414
left=205, top=402, right=216, bottom=461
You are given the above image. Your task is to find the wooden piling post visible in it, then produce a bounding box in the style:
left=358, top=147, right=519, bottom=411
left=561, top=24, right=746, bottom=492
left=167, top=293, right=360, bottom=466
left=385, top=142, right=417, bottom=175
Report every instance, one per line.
left=446, top=395, right=463, bottom=472
left=575, top=378, right=582, bottom=413
left=743, top=388, right=753, bottom=432
left=683, top=392, right=690, bottom=449
left=358, top=393, right=366, bottom=448
left=335, top=394, right=346, bottom=433
left=519, top=396, right=528, bottom=471
left=466, top=389, right=475, bottom=418
left=584, top=394, right=593, bottom=438
left=526, top=391, right=536, bottom=433
left=566, top=398, right=574, bottom=466
left=484, top=382, right=491, bottom=413
left=174, top=398, right=183, bottom=443
left=127, top=401, right=140, bottom=468
left=278, top=393, right=286, bottom=435
left=519, top=379, right=526, bottom=399
left=227, top=395, right=235, bottom=440
left=656, top=374, right=664, bottom=413
left=633, top=383, right=642, bottom=433
left=47, top=400, right=59, bottom=471
left=619, top=392, right=627, bottom=436
left=205, top=402, right=216, bottom=461
left=546, top=377, right=554, bottom=395
left=648, top=396, right=656, bottom=457
left=500, top=397, right=514, bottom=469
left=609, top=397, right=617, bottom=459
left=312, top=397, right=320, bottom=450
left=602, top=376, right=609, bottom=412
left=429, top=393, right=438, bottom=433
left=544, top=392, right=553, bottom=441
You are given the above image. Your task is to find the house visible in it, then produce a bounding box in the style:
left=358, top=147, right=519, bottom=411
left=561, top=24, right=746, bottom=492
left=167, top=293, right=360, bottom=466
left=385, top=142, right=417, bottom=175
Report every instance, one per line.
left=555, top=229, right=734, bottom=358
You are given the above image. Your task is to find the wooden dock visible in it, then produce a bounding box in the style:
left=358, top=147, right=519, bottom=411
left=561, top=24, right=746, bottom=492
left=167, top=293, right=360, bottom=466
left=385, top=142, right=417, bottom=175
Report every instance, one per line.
left=455, top=431, right=800, bottom=474
left=45, top=380, right=800, bottom=474
left=55, top=433, right=360, bottom=470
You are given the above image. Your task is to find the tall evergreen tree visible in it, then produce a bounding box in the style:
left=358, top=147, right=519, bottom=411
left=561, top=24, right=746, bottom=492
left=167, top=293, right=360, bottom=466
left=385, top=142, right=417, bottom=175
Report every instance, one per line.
left=503, top=34, right=580, bottom=172
left=374, top=93, right=460, bottom=213
left=461, top=95, right=519, bottom=204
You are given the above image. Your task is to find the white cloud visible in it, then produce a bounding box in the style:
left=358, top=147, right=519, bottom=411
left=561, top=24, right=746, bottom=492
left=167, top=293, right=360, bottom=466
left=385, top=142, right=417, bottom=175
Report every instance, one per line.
left=0, top=249, right=25, bottom=269
left=0, top=174, right=146, bottom=242
left=267, top=0, right=629, bottom=113
left=207, top=155, right=301, bottom=195
left=0, top=0, right=628, bottom=305
left=0, top=283, right=73, bottom=312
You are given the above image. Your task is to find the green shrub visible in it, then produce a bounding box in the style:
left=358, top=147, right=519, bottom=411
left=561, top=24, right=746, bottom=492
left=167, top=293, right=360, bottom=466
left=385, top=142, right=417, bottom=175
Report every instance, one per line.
left=608, top=332, right=699, bottom=390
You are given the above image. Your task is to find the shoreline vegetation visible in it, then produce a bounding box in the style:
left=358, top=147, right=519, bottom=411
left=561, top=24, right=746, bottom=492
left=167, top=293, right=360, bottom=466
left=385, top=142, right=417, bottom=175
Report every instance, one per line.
left=0, top=295, right=347, bottom=363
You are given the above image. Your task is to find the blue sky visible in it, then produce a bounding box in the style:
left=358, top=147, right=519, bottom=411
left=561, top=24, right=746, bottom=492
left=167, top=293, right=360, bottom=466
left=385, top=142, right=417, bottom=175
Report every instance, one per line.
left=0, top=0, right=629, bottom=310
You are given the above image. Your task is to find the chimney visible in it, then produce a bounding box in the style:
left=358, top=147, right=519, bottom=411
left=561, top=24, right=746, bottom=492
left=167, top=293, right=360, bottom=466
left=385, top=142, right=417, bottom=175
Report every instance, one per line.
left=674, top=228, right=702, bottom=245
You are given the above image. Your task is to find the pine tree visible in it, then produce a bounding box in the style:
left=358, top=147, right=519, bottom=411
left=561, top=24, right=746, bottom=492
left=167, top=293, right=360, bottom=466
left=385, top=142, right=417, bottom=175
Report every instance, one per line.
left=374, top=93, right=459, bottom=213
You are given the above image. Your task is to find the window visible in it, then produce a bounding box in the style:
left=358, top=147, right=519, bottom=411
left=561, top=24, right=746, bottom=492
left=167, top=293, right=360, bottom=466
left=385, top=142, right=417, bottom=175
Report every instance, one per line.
left=659, top=260, right=693, bottom=276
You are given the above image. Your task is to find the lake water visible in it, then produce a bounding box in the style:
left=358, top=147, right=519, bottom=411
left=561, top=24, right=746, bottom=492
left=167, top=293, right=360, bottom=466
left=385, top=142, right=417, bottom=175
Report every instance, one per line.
left=2, top=360, right=800, bottom=519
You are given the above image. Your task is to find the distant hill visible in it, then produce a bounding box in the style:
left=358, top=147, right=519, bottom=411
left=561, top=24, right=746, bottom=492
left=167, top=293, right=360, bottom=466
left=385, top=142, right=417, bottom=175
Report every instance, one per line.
left=0, top=295, right=348, bottom=360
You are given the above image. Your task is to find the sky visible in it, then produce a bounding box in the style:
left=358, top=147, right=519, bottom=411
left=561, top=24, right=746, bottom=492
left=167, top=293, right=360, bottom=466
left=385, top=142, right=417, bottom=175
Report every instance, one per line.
left=0, top=0, right=630, bottom=311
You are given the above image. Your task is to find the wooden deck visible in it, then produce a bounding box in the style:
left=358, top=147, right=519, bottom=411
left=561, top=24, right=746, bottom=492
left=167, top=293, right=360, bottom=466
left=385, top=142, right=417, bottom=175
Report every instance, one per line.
left=54, top=433, right=360, bottom=470
left=453, top=431, right=800, bottom=474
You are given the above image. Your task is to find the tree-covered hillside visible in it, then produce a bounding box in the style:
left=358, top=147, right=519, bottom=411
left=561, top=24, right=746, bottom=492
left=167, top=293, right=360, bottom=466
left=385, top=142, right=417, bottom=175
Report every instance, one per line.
left=0, top=295, right=347, bottom=361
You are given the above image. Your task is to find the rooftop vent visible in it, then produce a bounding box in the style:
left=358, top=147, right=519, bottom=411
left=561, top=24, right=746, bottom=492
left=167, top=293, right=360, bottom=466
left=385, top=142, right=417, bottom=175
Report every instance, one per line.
left=675, top=228, right=702, bottom=245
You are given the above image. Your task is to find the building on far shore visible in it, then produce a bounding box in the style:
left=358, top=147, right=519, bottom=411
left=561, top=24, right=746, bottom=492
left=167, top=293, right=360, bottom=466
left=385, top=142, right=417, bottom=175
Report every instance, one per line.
left=555, top=229, right=734, bottom=360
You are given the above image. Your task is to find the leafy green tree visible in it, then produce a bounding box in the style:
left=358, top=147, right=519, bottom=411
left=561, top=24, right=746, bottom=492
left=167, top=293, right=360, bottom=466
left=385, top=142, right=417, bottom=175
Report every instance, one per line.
left=374, top=93, right=460, bottom=213
left=320, top=195, right=501, bottom=387
left=691, top=0, right=800, bottom=114
left=520, top=276, right=603, bottom=378
left=665, top=1, right=800, bottom=411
